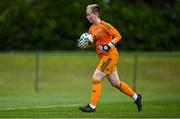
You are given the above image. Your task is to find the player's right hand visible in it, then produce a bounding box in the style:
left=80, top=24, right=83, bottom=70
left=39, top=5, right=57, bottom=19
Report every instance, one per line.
left=78, top=39, right=89, bottom=49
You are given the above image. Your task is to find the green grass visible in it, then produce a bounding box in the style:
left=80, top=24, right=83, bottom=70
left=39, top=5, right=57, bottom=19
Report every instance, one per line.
left=0, top=51, right=180, bottom=118
left=0, top=100, right=180, bottom=118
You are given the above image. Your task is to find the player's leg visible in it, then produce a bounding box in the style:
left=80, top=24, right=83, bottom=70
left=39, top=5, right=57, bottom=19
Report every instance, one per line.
left=107, top=71, right=142, bottom=112
left=79, top=55, right=115, bottom=112
left=90, top=70, right=106, bottom=106
left=107, top=71, right=136, bottom=98
left=79, top=70, right=106, bottom=112
left=89, top=55, right=114, bottom=109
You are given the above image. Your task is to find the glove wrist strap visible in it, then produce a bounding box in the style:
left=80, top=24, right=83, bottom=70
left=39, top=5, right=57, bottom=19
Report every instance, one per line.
left=108, top=42, right=115, bottom=48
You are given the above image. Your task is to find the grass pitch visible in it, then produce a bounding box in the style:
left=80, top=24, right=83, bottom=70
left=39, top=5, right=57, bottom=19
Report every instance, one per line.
left=0, top=100, right=180, bottom=118
left=0, top=51, right=180, bottom=118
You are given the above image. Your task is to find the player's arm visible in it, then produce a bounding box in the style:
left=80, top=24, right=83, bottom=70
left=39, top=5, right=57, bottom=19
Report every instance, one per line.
left=88, top=28, right=95, bottom=47
left=110, top=26, right=122, bottom=45
left=100, top=22, right=122, bottom=53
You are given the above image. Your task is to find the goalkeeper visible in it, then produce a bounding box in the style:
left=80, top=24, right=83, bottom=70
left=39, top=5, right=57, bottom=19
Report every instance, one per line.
left=78, top=4, right=142, bottom=112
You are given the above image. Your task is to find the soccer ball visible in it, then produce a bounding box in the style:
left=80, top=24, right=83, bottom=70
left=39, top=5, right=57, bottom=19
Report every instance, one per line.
left=78, top=33, right=93, bottom=49
left=80, top=33, right=93, bottom=43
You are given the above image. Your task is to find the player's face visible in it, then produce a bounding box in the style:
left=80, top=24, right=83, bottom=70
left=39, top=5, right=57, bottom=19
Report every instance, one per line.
left=86, top=10, right=97, bottom=23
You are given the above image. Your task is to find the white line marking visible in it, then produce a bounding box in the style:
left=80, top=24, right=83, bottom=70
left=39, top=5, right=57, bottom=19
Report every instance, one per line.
left=0, top=104, right=79, bottom=111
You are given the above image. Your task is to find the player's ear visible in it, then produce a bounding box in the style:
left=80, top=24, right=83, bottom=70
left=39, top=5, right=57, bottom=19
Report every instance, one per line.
left=93, top=12, right=98, bottom=17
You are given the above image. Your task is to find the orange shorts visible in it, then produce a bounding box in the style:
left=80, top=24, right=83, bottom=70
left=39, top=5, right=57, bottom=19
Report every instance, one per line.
left=96, top=55, right=119, bottom=75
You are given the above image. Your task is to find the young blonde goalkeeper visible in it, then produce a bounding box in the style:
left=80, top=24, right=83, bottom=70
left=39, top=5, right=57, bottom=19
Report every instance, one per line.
left=78, top=4, right=142, bottom=112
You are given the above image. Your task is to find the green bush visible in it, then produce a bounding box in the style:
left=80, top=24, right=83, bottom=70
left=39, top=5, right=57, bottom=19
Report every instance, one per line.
left=0, top=0, right=178, bottom=51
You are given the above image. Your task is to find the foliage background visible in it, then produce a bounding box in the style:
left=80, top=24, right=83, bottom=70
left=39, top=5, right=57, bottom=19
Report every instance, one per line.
left=0, top=0, right=178, bottom=51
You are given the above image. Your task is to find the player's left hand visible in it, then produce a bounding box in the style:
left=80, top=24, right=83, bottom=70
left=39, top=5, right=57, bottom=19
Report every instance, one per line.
left=100, top=42, right=115, bottom=54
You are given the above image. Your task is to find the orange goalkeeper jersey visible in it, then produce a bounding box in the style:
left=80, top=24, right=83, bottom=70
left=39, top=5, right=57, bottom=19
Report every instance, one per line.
left=89, top=20, right=122, bottom=58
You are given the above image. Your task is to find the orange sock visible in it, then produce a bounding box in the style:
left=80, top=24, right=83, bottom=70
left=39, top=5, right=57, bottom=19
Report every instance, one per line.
left=118, top=81, right=135, bottom=97
left=90, top=80, right=101, bottom=106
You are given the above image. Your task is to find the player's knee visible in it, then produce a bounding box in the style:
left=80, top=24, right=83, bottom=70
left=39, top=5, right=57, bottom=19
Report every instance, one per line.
left=92, top=78, right=101, bottom=84
left=92, top=75, right=103, bottom=82
left=92, top=75, right=98, bottom=80
left=110, top=80, right=120, bottom=88
left=111, top=82, right=119, bottom=88
left=92, top=70, right=106, bottom=80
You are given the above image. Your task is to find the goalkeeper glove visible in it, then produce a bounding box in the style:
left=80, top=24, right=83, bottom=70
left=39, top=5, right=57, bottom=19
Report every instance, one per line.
left=78, top=39, right=89, bottom=49
left=100, top=42, right=115, bottom=54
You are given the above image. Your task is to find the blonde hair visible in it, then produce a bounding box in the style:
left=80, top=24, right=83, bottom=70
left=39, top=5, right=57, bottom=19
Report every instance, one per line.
left=86, top=4, right=101, bottom=16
